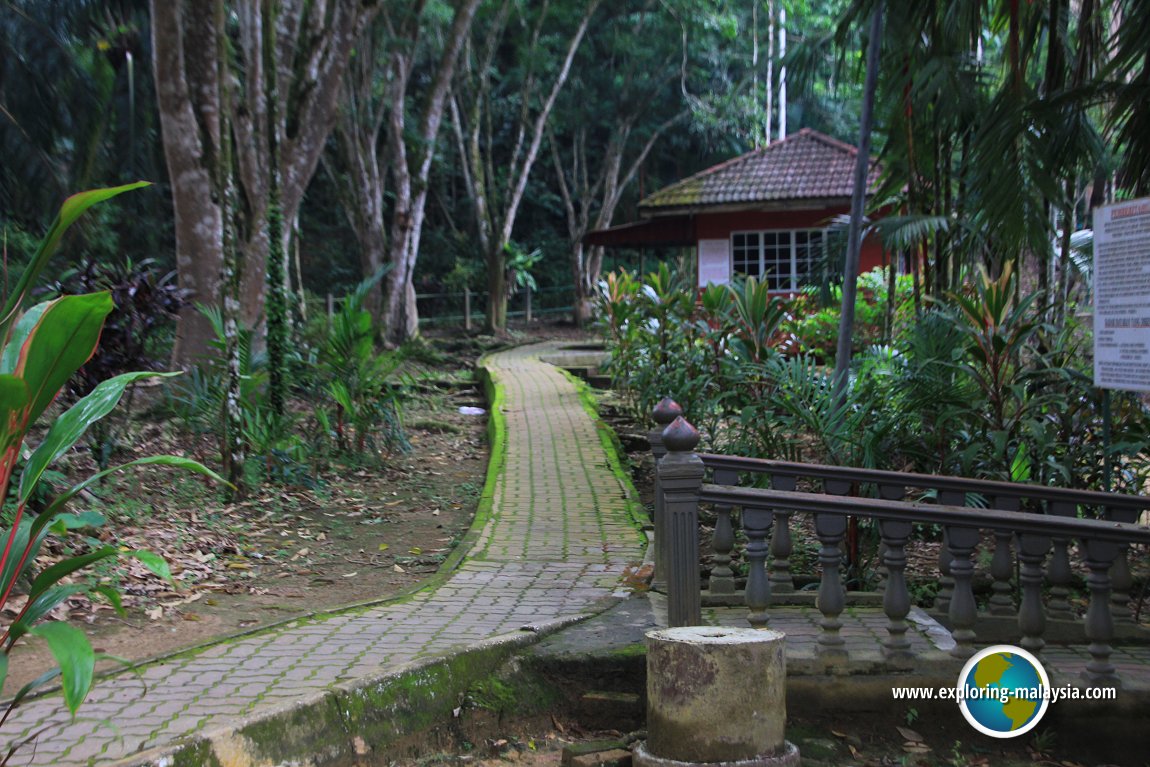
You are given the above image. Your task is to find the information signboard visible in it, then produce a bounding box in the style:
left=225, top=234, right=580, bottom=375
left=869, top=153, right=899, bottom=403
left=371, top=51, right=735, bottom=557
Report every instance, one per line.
left=1093, top=197, right=1150, bottom=392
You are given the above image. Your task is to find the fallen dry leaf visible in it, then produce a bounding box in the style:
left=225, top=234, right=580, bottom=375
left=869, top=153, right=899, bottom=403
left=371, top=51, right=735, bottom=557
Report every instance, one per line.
left=896, top=726, right=923, bottom=742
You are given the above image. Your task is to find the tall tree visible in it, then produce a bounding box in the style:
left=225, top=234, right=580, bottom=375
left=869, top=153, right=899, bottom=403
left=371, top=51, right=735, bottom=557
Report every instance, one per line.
left=547, top=1, right=688, bottom=325
left=376, top=0, right=483, bottom=346
left=151, top=0, right=378, bottom=367
left=451, top=0, right=601, bottom=333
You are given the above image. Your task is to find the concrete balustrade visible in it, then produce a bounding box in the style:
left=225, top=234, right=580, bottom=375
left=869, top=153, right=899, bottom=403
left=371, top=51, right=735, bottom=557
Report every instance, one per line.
left=649, top=409, right=1150, bottom=688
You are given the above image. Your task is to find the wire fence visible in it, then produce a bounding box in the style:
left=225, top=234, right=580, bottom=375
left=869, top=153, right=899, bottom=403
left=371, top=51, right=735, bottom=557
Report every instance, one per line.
left=306, top=284, right=575, bottom=330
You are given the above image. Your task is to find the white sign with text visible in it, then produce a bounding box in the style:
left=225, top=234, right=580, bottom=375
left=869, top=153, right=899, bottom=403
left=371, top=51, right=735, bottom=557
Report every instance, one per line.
left=1093, top=197, right=1150, bottom=392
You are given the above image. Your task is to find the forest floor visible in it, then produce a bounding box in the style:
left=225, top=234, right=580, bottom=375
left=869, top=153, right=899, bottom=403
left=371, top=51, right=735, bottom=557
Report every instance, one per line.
left=4, top=323, right=588, bottom=693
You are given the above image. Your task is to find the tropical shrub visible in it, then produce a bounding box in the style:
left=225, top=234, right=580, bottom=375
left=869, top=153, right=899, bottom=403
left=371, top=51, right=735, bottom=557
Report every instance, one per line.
left=316, top=270, right=408, bottom=457
left=595, top=267, right=788, bottom=451
left=45, top=257, right=188, bottom=469
left=787, top=267, right=914, bottom=360
left=0, top=185, right=224, bottom=754
left=596, top=263, right=1149, bottom=493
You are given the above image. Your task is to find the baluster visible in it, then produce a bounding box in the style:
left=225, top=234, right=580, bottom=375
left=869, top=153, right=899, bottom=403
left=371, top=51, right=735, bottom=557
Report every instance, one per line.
left=659, top=417, right=704, bottom=628
left=1017, top=533, right=1051, bottom=654
left=649, top=398, right=682, bottom=594
left=1105, top=505, right=1138, bottom=625
left=934, top=490, right=965, bottom=614
left=875, top=484, right=906, bottom=592
left=1082, top=538, right=1121, bottom=687
left=1110, top=546, right=1134, bottom=624
left=879, top=518, right=913, bottom=663
left=743, top=506, right=773, bottom=628
left=1045, top=500, right=1076, bottom=621
left=815, top=512, right=848, bottom=660
left=946, top=526, right=980, bottom=660
left=987, top=496, right=1019, bottom=616
left=708, top=468, right=739, bottom=595
left=768, top=474, right=796, bottom=594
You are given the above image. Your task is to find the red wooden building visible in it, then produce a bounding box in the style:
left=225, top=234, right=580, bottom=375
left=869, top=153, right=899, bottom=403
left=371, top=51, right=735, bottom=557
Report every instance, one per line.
left=587, top=128, right=886, bottom=292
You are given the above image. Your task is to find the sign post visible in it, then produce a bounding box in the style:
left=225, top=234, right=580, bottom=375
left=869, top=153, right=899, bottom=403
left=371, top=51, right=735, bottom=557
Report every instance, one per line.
left=1092, top=196, right=1150, bottom=490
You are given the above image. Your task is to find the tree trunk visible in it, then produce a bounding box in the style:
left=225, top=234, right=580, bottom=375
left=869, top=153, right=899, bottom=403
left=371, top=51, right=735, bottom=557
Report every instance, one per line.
left=151, top=0, right=224, bottom=368
left=833, top=1, right=883, bottom=402
left=486, top=244, right=508, bottom=332
left=155, top=0, right=378, bottom=363
left=777, top=6, right=787, bottom=140
left=381, top=0, right=483, bottom=347
left=479, top=0, right=602, bottom=333
left=766, top=0, right=775, bottom=145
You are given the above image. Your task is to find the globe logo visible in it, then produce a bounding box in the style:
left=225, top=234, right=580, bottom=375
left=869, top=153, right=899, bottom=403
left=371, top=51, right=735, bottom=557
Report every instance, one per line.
left=957, top=645, right=1050, bottom=738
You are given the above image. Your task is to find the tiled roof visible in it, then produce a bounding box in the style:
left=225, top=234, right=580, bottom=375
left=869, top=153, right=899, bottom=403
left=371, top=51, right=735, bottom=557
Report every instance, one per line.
left=640, top=128, right=880, bottom=211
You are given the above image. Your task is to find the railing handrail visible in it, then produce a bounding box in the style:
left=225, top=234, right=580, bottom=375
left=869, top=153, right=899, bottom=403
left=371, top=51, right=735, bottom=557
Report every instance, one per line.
left=699, top=484, right=1150, bottom=545
left=698, top=453, right=1150, bottom=515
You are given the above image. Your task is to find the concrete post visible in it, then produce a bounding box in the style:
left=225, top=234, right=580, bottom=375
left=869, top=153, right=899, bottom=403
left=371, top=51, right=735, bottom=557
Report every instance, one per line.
left=649, top=398, right=683, bottom=595
left=464, top=287, right=472, bottom=331
left=660, top=416, right=703, bottom=628
left=636, top=627, right=800, bottom=767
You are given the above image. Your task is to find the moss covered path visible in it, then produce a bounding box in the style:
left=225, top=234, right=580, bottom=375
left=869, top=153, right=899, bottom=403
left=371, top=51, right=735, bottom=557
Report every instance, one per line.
left=6, top=342, right=646, bottom=766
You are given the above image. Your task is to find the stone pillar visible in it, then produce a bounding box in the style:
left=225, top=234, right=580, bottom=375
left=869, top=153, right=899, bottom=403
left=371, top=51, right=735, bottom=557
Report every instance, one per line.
left=636, top=627, right=800, bottom=767
left=660, top=416, right=704, bottom=628
left=650, top=398, right=683, bottom=594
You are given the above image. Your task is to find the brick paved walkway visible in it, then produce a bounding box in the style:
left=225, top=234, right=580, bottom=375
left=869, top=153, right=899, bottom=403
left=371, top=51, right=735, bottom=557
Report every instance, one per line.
left=4, top=342, right=646, bottom=766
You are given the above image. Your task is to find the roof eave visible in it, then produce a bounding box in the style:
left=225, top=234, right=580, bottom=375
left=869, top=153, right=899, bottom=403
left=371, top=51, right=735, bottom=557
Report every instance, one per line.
left=639, top=196, right=857, bottom=218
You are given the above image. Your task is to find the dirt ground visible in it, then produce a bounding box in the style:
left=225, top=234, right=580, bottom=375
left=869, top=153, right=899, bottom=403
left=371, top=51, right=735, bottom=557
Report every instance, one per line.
left=4, top=326, right=594, bottom=694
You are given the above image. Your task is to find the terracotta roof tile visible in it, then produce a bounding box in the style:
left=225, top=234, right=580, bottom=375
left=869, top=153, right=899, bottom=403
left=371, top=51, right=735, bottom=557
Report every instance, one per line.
left=640, top=128, right=880, bottom=210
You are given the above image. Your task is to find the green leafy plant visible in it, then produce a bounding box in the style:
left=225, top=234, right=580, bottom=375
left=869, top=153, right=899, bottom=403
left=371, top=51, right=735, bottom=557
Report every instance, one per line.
left=167, top=303, right=267, bottom=435
left=46, top=257, right=188, bottom=470
left=946, top=264, right=1048, bottom=479
left=318, top=269, right=408, bottom=457
left=503, top=241, right=541, bottom=295
left=0, top=185, right=225, bottom=755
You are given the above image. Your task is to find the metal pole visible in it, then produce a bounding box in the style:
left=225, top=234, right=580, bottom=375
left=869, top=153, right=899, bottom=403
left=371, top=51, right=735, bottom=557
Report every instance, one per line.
left=1102, top=388, right=1113, bottom=492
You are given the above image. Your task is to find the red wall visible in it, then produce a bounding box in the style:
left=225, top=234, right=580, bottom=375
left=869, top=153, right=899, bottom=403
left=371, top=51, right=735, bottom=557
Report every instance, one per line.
left=695, top=207, right=888, bottom=276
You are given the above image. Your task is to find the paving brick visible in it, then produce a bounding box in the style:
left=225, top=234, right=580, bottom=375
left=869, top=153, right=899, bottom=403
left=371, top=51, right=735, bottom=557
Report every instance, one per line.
left=7, top=343, right=644, bottom=765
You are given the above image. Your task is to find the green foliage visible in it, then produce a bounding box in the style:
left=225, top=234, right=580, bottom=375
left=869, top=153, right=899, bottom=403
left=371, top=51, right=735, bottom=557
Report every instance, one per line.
left=0, top=187, right=225, bottom=754
left=47, top=257, right=188, bottom=469
left=597, top=263, right=1150, bottom=489
left=595, top=266, right=787, bottom=452
left=503, top=242, right=541, bottom=295
left=787, top=268, right=914, bottom=361
left=316, top=270, right=408, bottom=457
left=167, top=304, right=267, bottom=437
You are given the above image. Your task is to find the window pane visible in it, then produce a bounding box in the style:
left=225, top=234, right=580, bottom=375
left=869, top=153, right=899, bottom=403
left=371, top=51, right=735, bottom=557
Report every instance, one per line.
left=732, top=232, right=761, bottom=278
left=764, top=232, right=790, bottom=291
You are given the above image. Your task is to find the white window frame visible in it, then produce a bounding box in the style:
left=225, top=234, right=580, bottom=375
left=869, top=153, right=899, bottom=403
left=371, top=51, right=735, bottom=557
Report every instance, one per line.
left=730, top=228, right=828, bottom=292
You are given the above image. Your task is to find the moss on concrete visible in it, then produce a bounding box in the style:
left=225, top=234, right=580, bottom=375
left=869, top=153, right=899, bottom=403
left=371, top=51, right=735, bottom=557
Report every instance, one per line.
left=167, top=634, right=539, bottom=766
left=607, top=641, right=647, bottom=658
left=167, top=740, right=223, bottom=767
